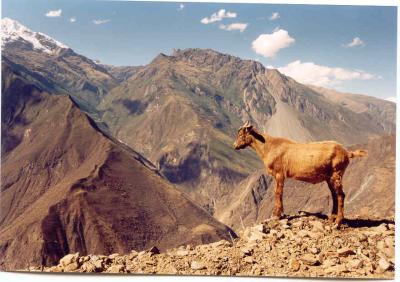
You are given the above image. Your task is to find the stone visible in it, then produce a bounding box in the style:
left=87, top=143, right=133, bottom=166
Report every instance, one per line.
left=108, top=253, right=120, bottom=259
left=279, top=219, right=288, bottom=226
left=248, top=231, right=266, bottom=242
left=60, top=253, right=79, bottom=267
left=381, top=247, right=395, bottom=259
left=252, top=224, right=267, bottom=234
left=309, top=247, right=319, bottom=254
left=92, top=258, right=103, bottom=270
left=292, top=221, right=303, bottom=228
left=191, top=261, right=206, bottom=270
left=64, top=262, right=79, bottom=272
left=106, top=264, right=125, bottom=273
left=289, top=258, right=300, bottom=271
left=241, top=246, right=253, bottom=256
left=47, top=265, right=63, bottom=272
left=297, top=230, right=310, bottom=238
left=357, top=233, right=367, bottom=242
left=308, top=231, right=323, bottom=239
left=300, top=254, right=319, bottom=266
left=137, top=251, right=146, bottom=257
left=376, top=241, right=385, bottom=251
left=384, top=237, right=394, bottom=247
left=128, top=251, right=138, bottom=260
left=148, top=246, right=160, bottom=255
left=378, top=257, right=391, bottom=272
left=374, top=224, right=388, bottom=232
left=310, top=220, right=325, bottom=232
left=210, top=240, right=231, bottom=248
left=176, top=249, right=189, bottom=256
left=348, top=259, right=363, bottom=269
left=322, top=258, right=338, bottom=268
left=325, top=264, right=347, bottom=274
left=337, top=247, right=355, bottom=257
left=244, top=256, right=255, bottom=264
left=81, top=261, right=97, bottom=273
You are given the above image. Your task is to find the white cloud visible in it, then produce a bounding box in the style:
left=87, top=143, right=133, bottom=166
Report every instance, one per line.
left=269, top=12, right=280, bottom=21
left=344, top=37, right=365, bottom=48
left=278, top=60, right=378, bottom=87
left=251, top=29, right=295, bottom=57
left=178, top=4, right=185, bottom=11
left=266, top=65, right=275, bottom=69
left=69, top=17, right=76, bottom=23
left=93, top=19, right=111, bottom=25
left=219, top=23, right=248, bottom=32
left=200, top=9, right=237, bottom=24
left=386, top=97, right=396, bottom=103
left=45, top=9, right=62, bottom=18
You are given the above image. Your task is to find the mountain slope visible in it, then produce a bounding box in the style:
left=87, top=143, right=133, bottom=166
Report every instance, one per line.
left=1, top=18, right=118, bottom=108
left=98, top=48, right=395, bottom=214
left=0, top=59, right=235, bottom=270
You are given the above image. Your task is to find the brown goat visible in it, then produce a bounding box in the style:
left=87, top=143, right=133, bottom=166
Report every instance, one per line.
left=233, top=121, right=367, bottom=227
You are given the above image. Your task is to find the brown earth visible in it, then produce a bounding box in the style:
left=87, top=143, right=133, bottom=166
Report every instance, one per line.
left=37, top=214, right=394, bottom=279
left=0, top=60, right=235, bottom=270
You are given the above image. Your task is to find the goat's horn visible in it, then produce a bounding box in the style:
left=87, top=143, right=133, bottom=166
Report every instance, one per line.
left=244, top=121, right=251, bottom=128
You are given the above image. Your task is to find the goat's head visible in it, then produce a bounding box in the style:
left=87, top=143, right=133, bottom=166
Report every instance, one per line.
left=234, top=121, right=265, bottom=150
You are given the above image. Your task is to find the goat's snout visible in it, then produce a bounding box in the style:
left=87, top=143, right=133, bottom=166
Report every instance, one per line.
left=233, top=142, right=238, bottom=150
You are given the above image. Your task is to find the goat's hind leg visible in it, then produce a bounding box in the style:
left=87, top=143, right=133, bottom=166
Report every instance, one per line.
left=327, top=180, right=338, bottom=223
left=272, top=173, right=285, bottom=220
left=330, top=171, right=345, bottom=228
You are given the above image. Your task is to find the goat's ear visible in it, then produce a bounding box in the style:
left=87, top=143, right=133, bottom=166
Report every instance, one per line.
left=250, top=128, right=266, bottom=143
left=245, top=125, right=253, bottom=132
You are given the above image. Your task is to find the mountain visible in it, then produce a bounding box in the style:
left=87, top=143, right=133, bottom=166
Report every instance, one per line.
left=1, top=18, right=395, bottom=266
left=1, top=18, right=118, bottom=109
left=218, top=135, right=395, bottom=230
left=97, top=48, right=395, bottom=215
left=307, top=85, right=395, bottom=132
left=0, top=58, right=235, bottom=270
left=100, top=64, right=144, bottom=83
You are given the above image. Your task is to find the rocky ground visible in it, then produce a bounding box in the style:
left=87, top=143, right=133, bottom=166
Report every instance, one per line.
left=32, top=213, right=394, bottom=278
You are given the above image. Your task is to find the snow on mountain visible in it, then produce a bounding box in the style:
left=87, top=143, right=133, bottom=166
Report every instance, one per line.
left=1, top=17, right=68, bottom=54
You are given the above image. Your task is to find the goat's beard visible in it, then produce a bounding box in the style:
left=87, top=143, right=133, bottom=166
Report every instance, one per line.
left=234, top=142, right=248, bottom=150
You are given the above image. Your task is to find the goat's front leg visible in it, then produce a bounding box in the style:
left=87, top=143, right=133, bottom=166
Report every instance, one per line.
left=327, top=181, right=338, bottom=223
left=272, top=173, right=285, bottom=219
left=330, top=171, right=345, bottom=228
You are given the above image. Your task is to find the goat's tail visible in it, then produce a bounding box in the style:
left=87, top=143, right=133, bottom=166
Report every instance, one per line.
left=348, top=149, right=368, bottom=159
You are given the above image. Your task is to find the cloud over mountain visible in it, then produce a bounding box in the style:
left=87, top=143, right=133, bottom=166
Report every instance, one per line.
left=278, top=60, right=378, bottom=87
left=93, top=19, right=111, bottom=25
left=219, top=23, right=248, bottom=32
left=269, top=12, right=280, bottom=20
left=200, top=9, right=237, bottom=24
left=345, top=37, right=365, bottom=48
left=252, top=29, right=295, bottom=57
left=45, top=9, right=62, bottom=17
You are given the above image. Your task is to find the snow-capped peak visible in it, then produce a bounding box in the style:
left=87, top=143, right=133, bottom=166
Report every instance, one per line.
left=1, top=17, right=68, bottom=54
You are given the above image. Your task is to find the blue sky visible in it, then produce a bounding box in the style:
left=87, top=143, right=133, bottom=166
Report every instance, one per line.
left=2, top=0, right=397, bottom=100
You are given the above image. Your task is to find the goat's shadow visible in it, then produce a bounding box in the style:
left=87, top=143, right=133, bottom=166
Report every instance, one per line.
left=285, top=211, right=395, bottom=228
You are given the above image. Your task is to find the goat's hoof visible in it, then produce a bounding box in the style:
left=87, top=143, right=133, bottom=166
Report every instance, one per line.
left=333, top=223, right=339, bottom=230
left=328, top=215, right=337, bottom=223
left=270, top=215, right=281, bottom=221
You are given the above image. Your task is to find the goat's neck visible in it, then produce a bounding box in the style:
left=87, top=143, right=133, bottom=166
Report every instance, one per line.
left=250, top=134, right=270, bottom=159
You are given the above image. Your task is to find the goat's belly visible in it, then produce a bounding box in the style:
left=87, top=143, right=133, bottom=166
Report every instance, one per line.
left=293, top=175, right=325, bottom=184
left=290, top=168, right=328, bottom=184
